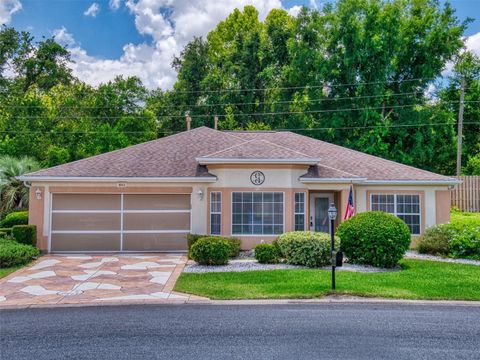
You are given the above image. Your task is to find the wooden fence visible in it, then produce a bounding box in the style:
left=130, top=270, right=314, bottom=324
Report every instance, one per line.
left=451, top=176, right=480, bottom=212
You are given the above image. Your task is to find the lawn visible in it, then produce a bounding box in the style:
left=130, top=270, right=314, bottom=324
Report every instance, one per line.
left=0, top=266, right=22, bottom=279
left=175, top=259, right=480, bottom=301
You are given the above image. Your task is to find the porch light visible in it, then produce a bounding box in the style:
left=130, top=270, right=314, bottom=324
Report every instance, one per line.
left=35, top=187, right=42, bottom=200
left=197, top=189, right=204, bottom=201
left=328, top=203, right=337, bottom=221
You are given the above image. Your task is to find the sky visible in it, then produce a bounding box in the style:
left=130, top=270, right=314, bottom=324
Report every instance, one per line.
left=1, top=0, right=479, bottom=90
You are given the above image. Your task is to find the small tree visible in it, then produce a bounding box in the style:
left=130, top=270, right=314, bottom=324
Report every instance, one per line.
left=0, top=156, right=40, bottom=212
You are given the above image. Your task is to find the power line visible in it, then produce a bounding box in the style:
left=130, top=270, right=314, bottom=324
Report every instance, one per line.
left=3, top=100, right=478, bottom=120
left=1, top=121, right=478, bottom=135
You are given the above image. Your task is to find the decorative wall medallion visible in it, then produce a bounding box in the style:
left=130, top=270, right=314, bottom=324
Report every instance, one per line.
left=250, top=171, right=265, bottom=185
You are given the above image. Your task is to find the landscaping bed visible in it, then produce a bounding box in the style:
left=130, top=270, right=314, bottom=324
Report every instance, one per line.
left=175, top=259, right=480, bottom=301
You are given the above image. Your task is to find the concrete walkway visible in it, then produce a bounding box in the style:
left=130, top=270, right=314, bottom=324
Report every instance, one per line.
left=0, top=254, right=205, bottom=308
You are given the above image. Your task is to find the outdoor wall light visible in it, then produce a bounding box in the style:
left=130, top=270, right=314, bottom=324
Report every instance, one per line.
left=197, top=189, right=204, bottom=201
left=35, top=187, right=42, bottom=200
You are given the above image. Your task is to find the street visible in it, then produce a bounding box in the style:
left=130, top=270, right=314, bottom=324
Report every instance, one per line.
left=1, top=303, right=479, bottom=360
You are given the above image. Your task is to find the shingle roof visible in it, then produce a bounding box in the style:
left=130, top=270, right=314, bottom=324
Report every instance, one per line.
left=24, top=126, right=455, bottom=182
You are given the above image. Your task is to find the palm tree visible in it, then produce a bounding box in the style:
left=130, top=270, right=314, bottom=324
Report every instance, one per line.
left=0, top=156, right=40, bottom=213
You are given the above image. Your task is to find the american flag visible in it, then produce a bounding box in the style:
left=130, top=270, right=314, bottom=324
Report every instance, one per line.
left=343, top=185, right=355, bottom=220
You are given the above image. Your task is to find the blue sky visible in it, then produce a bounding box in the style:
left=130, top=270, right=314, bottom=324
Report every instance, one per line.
left=2, top=0, right=479, bottom=89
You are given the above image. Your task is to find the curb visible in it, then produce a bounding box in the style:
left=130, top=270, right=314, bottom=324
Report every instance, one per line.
left=2, top=296, right=480, bottom=310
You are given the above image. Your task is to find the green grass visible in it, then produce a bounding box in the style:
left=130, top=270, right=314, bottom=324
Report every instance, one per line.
left=175, top=259, right=480, bottom=301
left=0, top=266, right=22, bottom=279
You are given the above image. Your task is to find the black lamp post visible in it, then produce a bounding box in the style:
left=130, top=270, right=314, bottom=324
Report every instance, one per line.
left=328, top=203, right=338, bottom=290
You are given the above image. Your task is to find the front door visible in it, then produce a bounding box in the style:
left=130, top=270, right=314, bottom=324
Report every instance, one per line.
left=310, top=193, right=334, bottom=233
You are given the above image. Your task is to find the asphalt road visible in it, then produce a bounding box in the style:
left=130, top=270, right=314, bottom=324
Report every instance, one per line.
left=1, top=303, right=479, bottom=360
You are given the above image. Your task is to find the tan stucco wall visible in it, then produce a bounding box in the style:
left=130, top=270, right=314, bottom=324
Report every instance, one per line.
left=28, top=186, right=48, bottom=251
left=435, top=190, right=451, bottom=224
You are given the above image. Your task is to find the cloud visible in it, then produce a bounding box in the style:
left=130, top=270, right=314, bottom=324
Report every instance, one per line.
left=288, top=5, right=302, bottom=17
left=59, top=1, right=306, bottom=90
left=466, top=32, right=480, bottom=57
left=0, top=0, right=22, bottom=25
left=109, top=0, right=121, bottom=11
left=52, top=27, right=76, bottom=47
left=84, top=2, right=100, bottom=17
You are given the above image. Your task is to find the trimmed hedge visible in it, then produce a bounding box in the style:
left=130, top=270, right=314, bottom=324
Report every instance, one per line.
left=12, top=225, right=37, bottom=246
left=0, top=240, right=39, bottom=268
left=0, top=228, right=12, bottom=235
left=187, top=234, right=241, bottom=258
left=337, top=211, right=410, bottom=268
left=0, top=211, right=28, bottom=228
left=253, top=243, right=279, bottom=264
left=276, top=231, right=339, bottom=268
left=0, top=231, right=7, bottom=239
left=190, top=237, right=230, bottom=265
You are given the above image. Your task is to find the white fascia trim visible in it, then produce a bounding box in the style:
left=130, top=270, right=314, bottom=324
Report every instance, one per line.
left=299, top=177, right=367, bottom=184
left=17, top=176, right=218, bottom=183
left=196, top=157, right=320, bottom=165
left=362, top=180, right=461, bottom=185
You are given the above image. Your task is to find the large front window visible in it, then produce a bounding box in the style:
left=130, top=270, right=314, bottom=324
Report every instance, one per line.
left=371, top=194, right=421, bottom=234
left=232, top=192, right=284, bottom=235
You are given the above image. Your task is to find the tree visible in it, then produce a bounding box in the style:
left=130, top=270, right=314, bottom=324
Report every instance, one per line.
left=0, top=156, right=40, bottom=212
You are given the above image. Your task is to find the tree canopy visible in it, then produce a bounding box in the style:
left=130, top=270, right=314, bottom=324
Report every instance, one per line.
left=0, top=0, right=479, bottom=175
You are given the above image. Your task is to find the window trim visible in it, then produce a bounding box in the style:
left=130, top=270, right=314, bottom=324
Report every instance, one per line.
left=369, top=193, right=421, bottom=235
left=231, top=191, right=285, bottom=236
left=294, top=192, right=306, bottom=231
left=210, top=191, right=222, bottom=235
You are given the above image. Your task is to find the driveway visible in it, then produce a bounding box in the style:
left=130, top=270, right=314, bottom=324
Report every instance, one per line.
left=0, top=254, right=202, bottom=307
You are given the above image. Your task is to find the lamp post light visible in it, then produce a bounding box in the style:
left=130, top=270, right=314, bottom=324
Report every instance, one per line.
left=328, top=203, right=338, bottom=290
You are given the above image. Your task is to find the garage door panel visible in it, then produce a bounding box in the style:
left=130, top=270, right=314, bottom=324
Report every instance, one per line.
left=123, top=233, right=188, bottom=251
left=123, top=194, right=190, bottom=210
left=51, top=233, right=120, bottom=252
left=123, top=213, right=190, bottom=231
left=52, top=213, right=121, bottom=231
left=52, top=194, right=121, bottom=210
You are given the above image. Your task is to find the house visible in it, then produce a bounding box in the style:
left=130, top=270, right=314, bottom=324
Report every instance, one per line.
left=19, top=126, right=458, bottom=253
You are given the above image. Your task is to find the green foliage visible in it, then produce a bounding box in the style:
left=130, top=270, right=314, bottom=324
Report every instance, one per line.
left=188, top=234, right=241, bottom=259
left=0, top=239, right=39, bottom=268
left=337, top=211, right=411, bottom=268
left=190, top=237, right=230, bottom=265
left=0, top=231, right=7, bottom=239
left=0, top=156, right=40, bottom=212
left=253, top=243, right=279, bottom=264
left=12, top=225, right=37, bottom=245
left=276, top=231, right=339, bottom=268
left=0, top=211, right=28, bottom=228
left=464, top=153, right=480, bottom=175
left=226, top=237, right=241, bottom=258
left=0, top=228, right=12, bottom=236
left=448, top=227, right=480, bottom=260
left=417, top=225, right=453, bottom=256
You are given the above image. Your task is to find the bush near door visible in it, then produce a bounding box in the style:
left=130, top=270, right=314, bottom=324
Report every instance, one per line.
left=187, top=234, right=241, bottom=259
left=253, top=243, right=279, bottom=264
left=337, top=211, right=410, bottom=268
left=275, top=231, right=339, bottom=268
left=0, top=211, right=28, bottom=228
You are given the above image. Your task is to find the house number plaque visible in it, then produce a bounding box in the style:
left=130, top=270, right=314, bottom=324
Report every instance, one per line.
left=250, top=171, right=265, bottom=185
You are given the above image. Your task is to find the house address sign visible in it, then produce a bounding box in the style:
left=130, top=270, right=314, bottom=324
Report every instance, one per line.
left=250, top=171, right=265, bottom=185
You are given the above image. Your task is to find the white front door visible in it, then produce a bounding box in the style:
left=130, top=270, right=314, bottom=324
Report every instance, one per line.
left=309, top=193, right=334, bottom=233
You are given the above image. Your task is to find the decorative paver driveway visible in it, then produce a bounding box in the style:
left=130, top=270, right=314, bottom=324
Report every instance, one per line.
left=0, top=254, right=202, bottom=307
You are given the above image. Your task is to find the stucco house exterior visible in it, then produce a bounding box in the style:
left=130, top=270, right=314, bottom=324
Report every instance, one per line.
left=19, top=126, right=458, bottom=253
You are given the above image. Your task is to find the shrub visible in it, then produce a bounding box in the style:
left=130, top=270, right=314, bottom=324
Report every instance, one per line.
left=0, top=231, right=7, bottom=239
left=417, top=225, right=454, bottom=256
left=275, top=231, right=339, bottom=268
left=187, top=234, right=240, bottom=258
left=0, top=240, right=40, bottom=268
left=337, top=211, right=410, bottom=268
left=253, top=243, right=279, bottom=264
left=190, top=237, right=230, bottom=265
left=448, top=227, right=480, bottom=260
left=0, top=228, right=12, bottom=235
left=0, top=211, right=28, bottom=228
left=12, top=225, right=37, bottom=246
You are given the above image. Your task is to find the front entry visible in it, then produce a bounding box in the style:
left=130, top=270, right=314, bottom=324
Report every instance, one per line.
left=309, top=193, right=334, bottom=233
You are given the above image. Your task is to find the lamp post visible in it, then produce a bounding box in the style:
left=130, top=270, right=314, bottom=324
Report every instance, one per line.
left=328, top=203, right=338, bottom=290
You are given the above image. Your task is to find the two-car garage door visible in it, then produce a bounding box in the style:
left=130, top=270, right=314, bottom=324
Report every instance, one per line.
left=50, top=193, right=190, bottom=252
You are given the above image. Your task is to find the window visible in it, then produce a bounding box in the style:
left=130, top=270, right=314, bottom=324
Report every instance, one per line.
left=294, top=192, right=306, bottom=231
left=232, top=192, right=284, bottom=235
left=210, top=192, right=221, bottom=235
left=371, top=194, right=421, bottom=234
